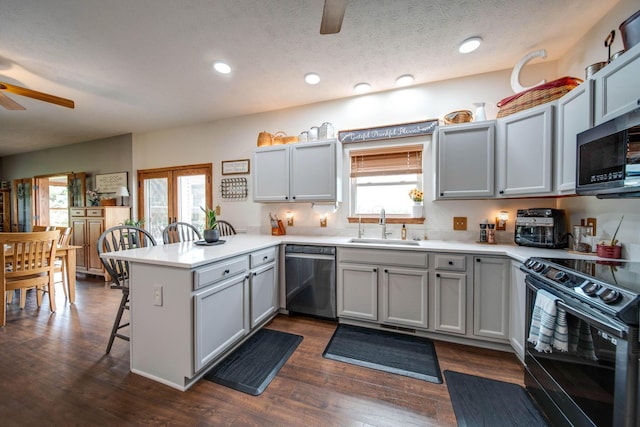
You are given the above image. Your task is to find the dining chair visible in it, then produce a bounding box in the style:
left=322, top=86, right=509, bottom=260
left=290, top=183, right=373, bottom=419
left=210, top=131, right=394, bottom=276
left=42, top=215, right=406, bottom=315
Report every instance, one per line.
left=32, top=225, right=51, bottom=231
left=52, top=226, right=73, bottom=298
left=217, top=220, right=236, bottom=237
left=1, top=230, right=60, bottom=327
left=97, top=225, right=157, bottom=353
left=162, top=222, right=202, bottom=244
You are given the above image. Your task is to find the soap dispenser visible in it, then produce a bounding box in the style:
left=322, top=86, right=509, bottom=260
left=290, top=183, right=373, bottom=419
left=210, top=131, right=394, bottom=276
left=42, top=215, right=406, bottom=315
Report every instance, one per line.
left=401, top=224, right=407, bottom=240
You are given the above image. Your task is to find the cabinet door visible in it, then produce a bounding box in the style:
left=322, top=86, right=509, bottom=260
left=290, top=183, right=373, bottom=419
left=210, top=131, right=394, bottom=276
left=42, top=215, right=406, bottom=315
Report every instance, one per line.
left=250, top=262, right=278, bottom=328
left=87, top=218, right=105, bottom=273
left=436, top=121, right=495, bottom=199
left=594, top=43, right=640, bottom=126
left=290, top=141, right=337, bottom=202
left=71, top=218, right=88, bottom=271
left=473, top=256, right=510, bottom=341
left=381, top=267, right=429, bottom=329
left=194, top=274, right=250, bottom=371
left=556, top=80, right=593, bottom=194
left=433, top=271, right=466, bottom=335
left=510, top=260, right=526, bottom=363
left=337, top=263, right=378, bottom=321
left=497, top=103, right=554, bottom=196
left=253, top=146, right=290, bottom=202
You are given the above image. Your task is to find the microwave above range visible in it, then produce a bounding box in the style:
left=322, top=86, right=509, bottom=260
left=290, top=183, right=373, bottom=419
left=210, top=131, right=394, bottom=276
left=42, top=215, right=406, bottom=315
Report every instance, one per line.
left=576, top=108, right=640, bottom=198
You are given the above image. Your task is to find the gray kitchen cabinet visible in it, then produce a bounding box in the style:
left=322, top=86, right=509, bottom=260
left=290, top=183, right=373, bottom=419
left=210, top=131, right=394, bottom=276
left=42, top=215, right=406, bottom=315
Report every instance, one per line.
left=432, top=254, right=468, bottom=335
left=555, top=80, right=593, bottom=195
left=509, top=260, right=526, bottom=363
left=253, top=145, right=290, bottom=202
left=380, top=266, right=429, bottom=329
left=593, top=41, right=640, bottom=126
left=435, top=121, right=495, bottom=199
left=337, top=263, right=378, bottom=321
left=253, top=139, right=341, bottom=203
left=337, top=248, right=429, bottom=326
left=496, top=103, right=554, bottom=197
left=249, top=247, right=278, bottom=328
left=194, top=268, right=250, bottom=371
left=473, top=256, right=510, bottom=342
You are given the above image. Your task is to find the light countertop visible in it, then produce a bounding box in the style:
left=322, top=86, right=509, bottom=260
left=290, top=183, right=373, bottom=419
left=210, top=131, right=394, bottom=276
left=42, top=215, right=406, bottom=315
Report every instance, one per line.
left=100, top=234, right=611, bottom=269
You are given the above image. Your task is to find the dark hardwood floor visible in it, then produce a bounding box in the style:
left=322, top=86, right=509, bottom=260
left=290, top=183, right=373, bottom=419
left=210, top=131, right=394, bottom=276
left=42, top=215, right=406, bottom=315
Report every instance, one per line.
left=0, top=276, right=525, bottom=426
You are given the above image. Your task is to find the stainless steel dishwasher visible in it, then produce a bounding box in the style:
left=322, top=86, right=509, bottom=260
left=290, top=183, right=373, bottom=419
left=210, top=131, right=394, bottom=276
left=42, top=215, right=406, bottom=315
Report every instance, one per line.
left=285, top=245, right=336, bottom=320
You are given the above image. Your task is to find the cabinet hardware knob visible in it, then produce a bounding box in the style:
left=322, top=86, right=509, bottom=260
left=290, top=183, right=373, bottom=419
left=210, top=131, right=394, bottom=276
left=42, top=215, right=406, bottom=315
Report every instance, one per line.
left=373, top=268, right=377, bottom=272
left=223, top=269, right=230, bottom=274
left=285, top=196, right=288, bottom=200
left=292, top=196, right=296, bottom=200
left=253, top=272, right=257, bottom=276
left=436, top=273, right=441, bottom=277
left=499, top=190, right=504, bottom=194
left=263, top=256, right=268, bottom=260
left=440, top=193, right=444, bottom=196
left=384, top=269, right=388, bottom=273
left=476, top=258, right=481, bottom=262
left=448, top=261, right=453, bottom=265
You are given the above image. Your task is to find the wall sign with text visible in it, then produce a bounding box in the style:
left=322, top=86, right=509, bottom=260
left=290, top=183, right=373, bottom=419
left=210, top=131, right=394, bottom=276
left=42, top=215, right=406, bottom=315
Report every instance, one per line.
left=95, top=172, right=128, bottom=194
left=338, top=119, right=438, bottom=144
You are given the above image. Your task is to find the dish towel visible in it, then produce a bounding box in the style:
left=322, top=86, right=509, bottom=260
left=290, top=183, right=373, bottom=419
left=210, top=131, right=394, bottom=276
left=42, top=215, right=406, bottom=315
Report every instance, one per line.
left=528, top=289, right=563, bottom=352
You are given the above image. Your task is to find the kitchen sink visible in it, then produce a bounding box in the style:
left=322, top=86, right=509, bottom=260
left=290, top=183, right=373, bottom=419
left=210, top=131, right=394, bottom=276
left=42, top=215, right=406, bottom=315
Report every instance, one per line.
left=348, top=238, right=420, bottom=246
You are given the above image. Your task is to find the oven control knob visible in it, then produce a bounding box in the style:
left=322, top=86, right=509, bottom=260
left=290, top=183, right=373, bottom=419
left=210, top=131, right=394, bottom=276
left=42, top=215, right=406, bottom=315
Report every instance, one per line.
left=554, top=271, right=569, bottom=282
left=599, top=288, right=621, bottom=304
left=533, top=262, right=545, bottom=272
left=525, top=259, right=536, bottom=269
left=581, top=282, right=601, bottom=296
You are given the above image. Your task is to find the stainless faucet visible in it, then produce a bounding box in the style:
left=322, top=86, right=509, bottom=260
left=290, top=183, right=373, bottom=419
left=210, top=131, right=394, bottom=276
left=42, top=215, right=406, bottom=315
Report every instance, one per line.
left=379, top=209, right=391, bottom=239
left=357, top=216, right=364, bottom=238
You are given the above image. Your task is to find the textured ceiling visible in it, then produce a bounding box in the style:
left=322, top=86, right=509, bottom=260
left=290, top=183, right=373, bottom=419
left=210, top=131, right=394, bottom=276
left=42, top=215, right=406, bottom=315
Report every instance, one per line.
left=0, top=0, right=618, bottom=156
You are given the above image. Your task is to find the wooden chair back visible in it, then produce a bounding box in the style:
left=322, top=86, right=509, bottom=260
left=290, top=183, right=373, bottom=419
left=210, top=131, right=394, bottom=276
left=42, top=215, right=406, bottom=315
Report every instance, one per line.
left=52, top=226, right=73, bottom=246
left=217, top=220, right=236, bottom=237
left=32, top=225, right=51, bottom=232
left=1, top=230, right=60, bottom=326
left=162, top=222, right=202, bottom=244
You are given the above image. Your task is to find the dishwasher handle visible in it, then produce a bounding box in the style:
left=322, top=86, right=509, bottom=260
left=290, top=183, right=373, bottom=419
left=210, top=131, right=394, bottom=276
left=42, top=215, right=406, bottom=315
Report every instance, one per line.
left=285, top=253, right=335, bottom=261
left=285, top=245, right=336, bottom=256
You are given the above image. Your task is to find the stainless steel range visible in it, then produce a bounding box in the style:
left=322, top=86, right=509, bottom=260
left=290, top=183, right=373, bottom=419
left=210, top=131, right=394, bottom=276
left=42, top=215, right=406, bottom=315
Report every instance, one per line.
left=521, top=257, right=640, bottom=427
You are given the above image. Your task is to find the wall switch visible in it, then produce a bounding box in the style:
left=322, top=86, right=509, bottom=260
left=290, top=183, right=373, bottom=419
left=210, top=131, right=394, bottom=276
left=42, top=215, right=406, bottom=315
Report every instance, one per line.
left=586, top=218, right=597, bottom=235
left=453, top=217, right=467, bottom=231
left=153, top=285, right=163, bottom=306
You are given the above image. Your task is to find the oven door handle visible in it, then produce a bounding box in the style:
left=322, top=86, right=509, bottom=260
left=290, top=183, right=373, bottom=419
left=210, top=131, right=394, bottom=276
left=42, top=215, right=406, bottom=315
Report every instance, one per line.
left=526, top=278, right=628, bottom=339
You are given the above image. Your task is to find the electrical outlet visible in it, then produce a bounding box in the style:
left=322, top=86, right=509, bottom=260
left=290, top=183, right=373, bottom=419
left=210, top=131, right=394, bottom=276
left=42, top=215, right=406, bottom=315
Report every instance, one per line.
left=153, top=285, right=163, bottom=306
left=586, top=218, right=597, bottom=235
left=453, top=217, right=467, bottom=231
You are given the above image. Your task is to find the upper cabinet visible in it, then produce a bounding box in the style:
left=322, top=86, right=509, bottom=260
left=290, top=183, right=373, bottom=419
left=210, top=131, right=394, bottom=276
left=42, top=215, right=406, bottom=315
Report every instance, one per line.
left=435, top=121, right=495, bottom=199
left=555, top=80, right=593, bottom=195
left=593, top=42, right=640, bottom=126
left=496, top=103, right=555, bottom=197
left=253, top=139, right=342, bottom=203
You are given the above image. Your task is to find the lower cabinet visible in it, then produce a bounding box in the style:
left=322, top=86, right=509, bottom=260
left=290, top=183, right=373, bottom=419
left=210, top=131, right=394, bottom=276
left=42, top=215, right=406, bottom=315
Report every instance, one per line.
left=249, top=247, right=278, bottom=328
left=194, top=273, right=250, bottom=371
left=510, top=260, right=527, bottom=362
left=380, top=267, right=429, bottom=329
left=473, top=256, right=510, bottom=341
left=433, top=270, right=467, bottom=335
left=337, top=263, right=378, bottom=321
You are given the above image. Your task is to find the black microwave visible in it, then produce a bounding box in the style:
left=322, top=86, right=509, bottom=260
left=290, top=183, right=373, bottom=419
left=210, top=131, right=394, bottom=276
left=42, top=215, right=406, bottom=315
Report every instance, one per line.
left=576, top=108, right=640, bottom=198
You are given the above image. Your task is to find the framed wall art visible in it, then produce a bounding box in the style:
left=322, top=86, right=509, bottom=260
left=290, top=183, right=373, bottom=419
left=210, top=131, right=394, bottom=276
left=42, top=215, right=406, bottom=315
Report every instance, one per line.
left=222, top=159, right=250, bottom=175
left=95, top=172, right=128, bottom=194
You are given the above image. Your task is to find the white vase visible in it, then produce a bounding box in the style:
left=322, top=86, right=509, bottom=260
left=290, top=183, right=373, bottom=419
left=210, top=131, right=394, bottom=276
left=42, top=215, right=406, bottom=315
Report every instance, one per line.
left=412, top=203, right=423, bottom=218
left=473, top=102, right=487, bottom=121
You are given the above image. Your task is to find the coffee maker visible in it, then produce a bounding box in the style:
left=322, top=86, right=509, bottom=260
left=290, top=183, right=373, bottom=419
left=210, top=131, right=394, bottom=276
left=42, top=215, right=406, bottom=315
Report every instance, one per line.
left=514, top=208, right=569, bottom=248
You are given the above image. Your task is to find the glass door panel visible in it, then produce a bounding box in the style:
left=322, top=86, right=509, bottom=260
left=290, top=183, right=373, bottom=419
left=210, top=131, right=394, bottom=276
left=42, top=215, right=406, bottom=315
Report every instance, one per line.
left=143, top=176, right=169, bottom=241
left=177, top=174, right=206, bottom=232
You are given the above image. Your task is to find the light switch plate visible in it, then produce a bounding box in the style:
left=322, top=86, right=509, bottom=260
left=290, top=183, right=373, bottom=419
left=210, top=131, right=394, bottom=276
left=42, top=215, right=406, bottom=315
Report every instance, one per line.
left=453, top=217, right=467, bottom=231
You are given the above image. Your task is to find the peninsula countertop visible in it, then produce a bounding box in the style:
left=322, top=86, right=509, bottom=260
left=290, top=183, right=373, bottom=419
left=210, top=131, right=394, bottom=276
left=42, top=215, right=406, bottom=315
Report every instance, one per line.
left=99, top=233, right=610, bottom=269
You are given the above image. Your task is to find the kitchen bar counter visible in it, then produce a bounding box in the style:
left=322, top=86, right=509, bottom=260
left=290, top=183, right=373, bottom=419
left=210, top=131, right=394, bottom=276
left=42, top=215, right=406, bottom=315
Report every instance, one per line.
left=102, top=233, right=611, bottom=267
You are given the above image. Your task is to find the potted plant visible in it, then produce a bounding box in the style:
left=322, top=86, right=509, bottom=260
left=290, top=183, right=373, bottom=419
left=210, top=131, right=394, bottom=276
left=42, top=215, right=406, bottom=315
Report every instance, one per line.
left=201, top=206, right=219, bottom=243
left=597, top=215, right=623, bottom=259
left=408, top=188, right=424, bottom=218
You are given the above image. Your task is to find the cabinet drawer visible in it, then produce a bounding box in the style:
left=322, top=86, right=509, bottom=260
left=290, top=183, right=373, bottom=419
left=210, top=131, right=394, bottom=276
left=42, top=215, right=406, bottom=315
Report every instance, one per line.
left=434, top=254, right=466, bottom=271
left=338, top=248, right=428, bottom=268
left=250, top=246, right=277, bottom=268
left=86, top=209, right=104, bottom=217
left=194, top=256, right=249, bottom=290
left=70, top=209, right=86, bottom=217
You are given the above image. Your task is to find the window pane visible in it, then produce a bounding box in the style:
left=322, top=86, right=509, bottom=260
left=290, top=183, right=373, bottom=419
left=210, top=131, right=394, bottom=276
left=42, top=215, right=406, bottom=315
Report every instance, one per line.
left=177, top=174, right=206, bottom=232
left=144, top=178, right=168, bottom=241
left=353, top=174, right=420, bottom=215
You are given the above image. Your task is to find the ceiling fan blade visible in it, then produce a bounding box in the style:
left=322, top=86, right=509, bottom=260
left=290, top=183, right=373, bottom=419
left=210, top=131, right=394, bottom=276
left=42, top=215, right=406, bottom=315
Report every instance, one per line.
left=320, top=0, right=347, bottom=34
left=0, top=91, right=26, bottom=110
left=0, top=82, right=75, bottom=109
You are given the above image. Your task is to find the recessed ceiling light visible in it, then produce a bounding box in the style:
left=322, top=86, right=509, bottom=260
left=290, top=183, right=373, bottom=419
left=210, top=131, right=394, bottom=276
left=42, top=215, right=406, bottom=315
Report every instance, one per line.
left=395, top=74, right=414, bottom=87
left=354, top=82, right=371, bottom=93
left=213, top=61, right=231, bottom=74
left=459, top=37, right=482, bottom=54
left=305, top=72, right=320, bottom=85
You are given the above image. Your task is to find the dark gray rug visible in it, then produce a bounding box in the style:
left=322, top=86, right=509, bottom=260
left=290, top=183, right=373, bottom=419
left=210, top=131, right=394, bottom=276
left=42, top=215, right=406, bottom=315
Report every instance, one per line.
left=445, top=370, right=549, bottom=427
left=322, top=324, right=442, bottom=383
left=203, top=328, right=302, bottom=396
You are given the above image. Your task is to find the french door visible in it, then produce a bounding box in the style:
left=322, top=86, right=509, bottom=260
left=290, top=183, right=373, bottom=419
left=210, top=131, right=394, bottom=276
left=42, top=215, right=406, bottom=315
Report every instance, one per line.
left=138, top=164, right=212, bottom=242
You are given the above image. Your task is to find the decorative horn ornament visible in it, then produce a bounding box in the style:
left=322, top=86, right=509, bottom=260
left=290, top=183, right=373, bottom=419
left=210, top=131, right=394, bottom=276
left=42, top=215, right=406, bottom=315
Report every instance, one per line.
left=510, top=49, right=547, bottom=93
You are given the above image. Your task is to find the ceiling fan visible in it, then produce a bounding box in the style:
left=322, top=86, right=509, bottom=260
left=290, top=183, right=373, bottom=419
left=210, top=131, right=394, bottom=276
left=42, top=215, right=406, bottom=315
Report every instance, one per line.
left=0, top=81, right=75, bottom=110
left=320, top=0, right=347, bottom=34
